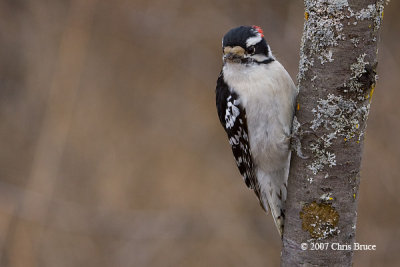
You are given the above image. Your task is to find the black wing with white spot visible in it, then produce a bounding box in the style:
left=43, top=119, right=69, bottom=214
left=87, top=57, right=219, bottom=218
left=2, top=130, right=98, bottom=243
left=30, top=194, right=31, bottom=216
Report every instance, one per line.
left=216, top=73, right=262, bottom=203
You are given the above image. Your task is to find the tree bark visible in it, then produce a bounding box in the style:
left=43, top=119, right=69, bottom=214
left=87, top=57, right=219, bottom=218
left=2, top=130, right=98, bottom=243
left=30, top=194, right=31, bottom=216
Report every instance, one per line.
left=281, top=0, right=386, bottom=266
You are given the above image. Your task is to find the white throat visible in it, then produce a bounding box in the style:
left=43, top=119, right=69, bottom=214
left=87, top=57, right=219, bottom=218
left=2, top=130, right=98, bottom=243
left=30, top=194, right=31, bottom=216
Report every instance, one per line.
left=222, top=62, right=271, bottom=107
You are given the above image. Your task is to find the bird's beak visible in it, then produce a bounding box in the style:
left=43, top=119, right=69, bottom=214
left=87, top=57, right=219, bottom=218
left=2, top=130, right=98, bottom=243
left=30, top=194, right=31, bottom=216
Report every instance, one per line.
left=224, top=52, right=240, bottom=61
left=223, top=46, right=245, bottom=63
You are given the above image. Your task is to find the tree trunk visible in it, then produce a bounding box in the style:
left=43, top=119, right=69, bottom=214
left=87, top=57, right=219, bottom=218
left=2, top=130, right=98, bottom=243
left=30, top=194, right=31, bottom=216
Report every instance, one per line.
left=281, top=0, right=386, bottom=266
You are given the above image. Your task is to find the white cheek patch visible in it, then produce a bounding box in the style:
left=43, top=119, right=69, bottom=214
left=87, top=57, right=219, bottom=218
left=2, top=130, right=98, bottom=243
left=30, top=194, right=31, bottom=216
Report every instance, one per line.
left=246, top=35, right=262, bottom=47
left=250, top=54, right=269, bottom=62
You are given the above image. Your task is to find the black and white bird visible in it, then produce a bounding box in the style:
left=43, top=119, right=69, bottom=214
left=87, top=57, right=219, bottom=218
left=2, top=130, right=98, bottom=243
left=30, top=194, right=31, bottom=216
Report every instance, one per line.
left=215, top=26, right=298, bottom=235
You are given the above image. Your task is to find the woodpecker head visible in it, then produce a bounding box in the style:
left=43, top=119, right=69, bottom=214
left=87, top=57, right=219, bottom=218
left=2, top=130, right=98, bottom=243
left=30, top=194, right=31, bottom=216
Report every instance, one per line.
left=222, top=25, right=274, bottom=65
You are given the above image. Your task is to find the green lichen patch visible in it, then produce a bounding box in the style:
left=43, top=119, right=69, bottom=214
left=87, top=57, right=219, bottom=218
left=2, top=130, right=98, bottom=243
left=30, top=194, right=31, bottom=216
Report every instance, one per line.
left=349, top=2, right=385, bottom=32
left=343, top=53, right=377, bottom=101
left=308, top=139, right=336, bottom=175
left=302, top=0, right=349, bottom=66
left=298, top=0, right=386, bottom=82
left=306, top=53, right=376, bottom=176
left=297, top=53, right=314, bottom=82
left=307, top=93, right=369, bottom=175
left=347, top=53, right=369, bottom=92
left=296, top=1, right=386, bottom=180
left=300, top=201, right=339, bottom=239
left=344, top=54, right=376, bottom=95
left=311, top=94, right=369, bottom=141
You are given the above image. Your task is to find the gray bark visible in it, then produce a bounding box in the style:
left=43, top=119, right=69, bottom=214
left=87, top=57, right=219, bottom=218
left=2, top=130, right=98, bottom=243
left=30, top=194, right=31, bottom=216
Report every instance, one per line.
left=281, top=0, right=386, bottom=266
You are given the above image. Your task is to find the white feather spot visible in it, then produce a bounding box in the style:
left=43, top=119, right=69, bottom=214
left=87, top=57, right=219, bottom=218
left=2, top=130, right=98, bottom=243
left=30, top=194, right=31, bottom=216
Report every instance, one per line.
left=225, top=101, right=240, bottom=129
left=229, top=137, right=239, bottom=145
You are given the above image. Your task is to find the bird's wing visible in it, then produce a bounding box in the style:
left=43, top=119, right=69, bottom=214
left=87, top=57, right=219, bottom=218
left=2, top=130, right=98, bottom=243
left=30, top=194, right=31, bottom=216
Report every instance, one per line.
left=216, top=73, right=264, bottom=209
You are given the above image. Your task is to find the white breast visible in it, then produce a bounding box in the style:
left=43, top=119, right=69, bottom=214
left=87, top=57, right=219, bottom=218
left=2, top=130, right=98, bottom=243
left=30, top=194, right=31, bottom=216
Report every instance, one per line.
left=222, top=61, right=297, bottom=172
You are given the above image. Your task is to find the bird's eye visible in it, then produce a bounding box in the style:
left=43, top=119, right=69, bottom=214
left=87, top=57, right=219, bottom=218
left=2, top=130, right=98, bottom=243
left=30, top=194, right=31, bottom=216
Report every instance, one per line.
left=248, top=46, right=255, bottom=55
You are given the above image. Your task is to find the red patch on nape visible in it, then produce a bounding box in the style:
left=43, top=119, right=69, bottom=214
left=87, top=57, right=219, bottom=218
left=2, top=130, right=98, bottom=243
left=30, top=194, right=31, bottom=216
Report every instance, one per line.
left=252, top=25, right=264, bottom=37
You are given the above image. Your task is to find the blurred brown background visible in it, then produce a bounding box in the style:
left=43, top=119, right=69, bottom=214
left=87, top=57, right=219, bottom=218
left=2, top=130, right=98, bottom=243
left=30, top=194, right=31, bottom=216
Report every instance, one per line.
left=0, top=0, right=399, bottom=266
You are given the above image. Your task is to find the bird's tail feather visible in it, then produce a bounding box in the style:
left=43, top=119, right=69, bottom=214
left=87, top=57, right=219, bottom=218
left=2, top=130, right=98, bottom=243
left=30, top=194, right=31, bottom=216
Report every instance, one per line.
left=258, top=168, right=288, bottom=237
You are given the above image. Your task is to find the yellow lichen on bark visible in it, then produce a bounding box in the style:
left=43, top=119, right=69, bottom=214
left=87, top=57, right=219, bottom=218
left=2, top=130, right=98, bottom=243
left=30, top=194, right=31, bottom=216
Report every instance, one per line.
left=300, top=201, right=339, bottom=239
